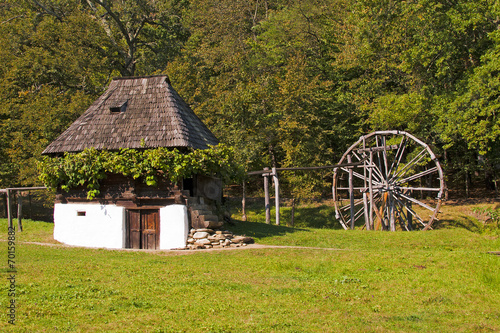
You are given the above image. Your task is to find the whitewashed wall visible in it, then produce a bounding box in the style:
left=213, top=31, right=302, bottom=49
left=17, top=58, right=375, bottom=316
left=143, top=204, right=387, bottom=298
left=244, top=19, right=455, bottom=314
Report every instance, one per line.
left=159, top=204, right=189, bottom=250
left=54, top=203, right=189, bottom=250
left=54, top=203, right=125, bottom=249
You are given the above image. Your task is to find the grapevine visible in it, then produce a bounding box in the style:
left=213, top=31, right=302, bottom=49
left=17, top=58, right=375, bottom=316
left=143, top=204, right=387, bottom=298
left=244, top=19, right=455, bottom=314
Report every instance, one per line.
left=38, top=144, right=242, bottom=200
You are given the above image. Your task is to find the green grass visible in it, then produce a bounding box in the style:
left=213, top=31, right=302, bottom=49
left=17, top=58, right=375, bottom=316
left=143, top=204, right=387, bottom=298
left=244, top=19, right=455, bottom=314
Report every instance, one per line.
left=0, top=200, right=499, bottom=332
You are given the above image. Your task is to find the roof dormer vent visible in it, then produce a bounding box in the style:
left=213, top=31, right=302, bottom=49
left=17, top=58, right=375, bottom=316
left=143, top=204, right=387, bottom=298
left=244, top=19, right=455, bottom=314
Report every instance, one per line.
left=110, top=101, right=128, bottom=113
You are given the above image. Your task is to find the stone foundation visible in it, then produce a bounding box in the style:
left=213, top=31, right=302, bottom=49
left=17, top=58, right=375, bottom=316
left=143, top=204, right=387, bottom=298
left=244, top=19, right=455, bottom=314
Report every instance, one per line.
left=181, top=228, right=254, bottom=250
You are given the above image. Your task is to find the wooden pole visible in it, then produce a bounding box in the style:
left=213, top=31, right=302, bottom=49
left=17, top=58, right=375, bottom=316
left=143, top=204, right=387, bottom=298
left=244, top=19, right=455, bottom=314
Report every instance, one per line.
left=29, top=191, right=32, bottom=220
left=368, top=151, right=374, bottom=230
left=17, top=192, right=23, bottom=232
left=406, top=193, right=413, bottom=230
left=347, top=155, right=355, bottom=229
left=362, top=137, right=370, bottom=230
left=389, top=194, right=395, bottom=231
left=2, top=193, right=7, bottom=218
left=363, top=192, right=370, bottom=230
left=246, top=159, right=367, bottom=176
left=272, top=167, right=280, bottom=226
left=241, top=181, right=247, bottom=221
left=7, top=189, right=12, bottom=230
left=263, top=167, right=271, bottom=224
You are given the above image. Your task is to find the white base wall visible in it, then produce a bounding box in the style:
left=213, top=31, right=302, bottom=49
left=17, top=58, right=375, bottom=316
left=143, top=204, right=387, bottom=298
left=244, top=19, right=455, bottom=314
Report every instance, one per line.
left=54, top=203, right=126, bottom=249
left=54, top=203, right=189, bottom=250
left=160, top=204, right=189, bottom=250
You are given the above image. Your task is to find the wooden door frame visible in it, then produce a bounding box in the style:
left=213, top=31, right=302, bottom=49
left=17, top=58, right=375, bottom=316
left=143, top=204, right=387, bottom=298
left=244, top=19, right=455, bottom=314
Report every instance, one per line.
left=126, top=209, right=160, bottom=250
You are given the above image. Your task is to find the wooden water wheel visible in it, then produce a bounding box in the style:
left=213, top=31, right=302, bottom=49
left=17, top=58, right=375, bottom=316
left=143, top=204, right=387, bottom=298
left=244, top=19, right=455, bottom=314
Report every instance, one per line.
left=333, top=131, right=445, bottom=231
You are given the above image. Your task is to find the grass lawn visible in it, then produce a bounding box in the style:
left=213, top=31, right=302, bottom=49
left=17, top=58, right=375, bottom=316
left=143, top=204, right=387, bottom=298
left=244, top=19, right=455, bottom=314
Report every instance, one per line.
left=0, top=200, right=499, bottom=332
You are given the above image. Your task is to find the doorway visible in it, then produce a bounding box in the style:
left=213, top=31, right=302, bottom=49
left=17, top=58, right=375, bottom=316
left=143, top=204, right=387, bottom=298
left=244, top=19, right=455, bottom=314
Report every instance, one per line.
left=126, top=209, right=160, bottom=249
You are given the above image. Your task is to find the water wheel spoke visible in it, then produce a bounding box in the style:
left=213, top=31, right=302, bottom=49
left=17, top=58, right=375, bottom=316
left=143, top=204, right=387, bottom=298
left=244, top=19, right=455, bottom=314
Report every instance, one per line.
left=351, top=150, right=368, bottom=164
left=369, top=196, right=384, bottom=230
left=398, top=192, right=436, bottom=212
left=382, top=136, right=390, bottom=180
left=391, top=194, right=427, bottom=227
left=352, top=150, right=385, bottom=182
left=339, top=197, right=364, bottom=212
left=374, top=191, right=389, bottom=230
left=396, top=186, right=441, bottom=192
left=375, top=136, right=387, bottom=181
left=351, top=205, right=366, bottom=224
left=395, top=166, right=439, bottom=185
left=393, top=199, right=411, bottom=231
left=336, top=187, right=368, bottom=191
left=387, top=137, right=407, bottom=179
left=390, top=147, right=428, bottom=183
left=340, top=167, right=384, bottom=186
left=367, top=162, right=386, bottom=183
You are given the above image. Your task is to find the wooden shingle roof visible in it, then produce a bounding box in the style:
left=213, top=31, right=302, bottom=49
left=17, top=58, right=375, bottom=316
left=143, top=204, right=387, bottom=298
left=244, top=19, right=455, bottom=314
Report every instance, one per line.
left=42, top=75, right=218, bottom=155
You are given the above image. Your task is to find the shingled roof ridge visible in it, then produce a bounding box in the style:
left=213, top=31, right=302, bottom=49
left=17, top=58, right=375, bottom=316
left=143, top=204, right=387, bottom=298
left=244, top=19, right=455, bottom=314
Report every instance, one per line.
left=112, top=74, right=171, bottom=83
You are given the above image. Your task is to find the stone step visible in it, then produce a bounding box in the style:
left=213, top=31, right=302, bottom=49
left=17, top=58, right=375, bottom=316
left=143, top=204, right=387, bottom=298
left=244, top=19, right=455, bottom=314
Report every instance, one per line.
left=189, top=204, right=213, bottom=211
left=205, top=220, right=224, bottom=229
left=191, top=209, right=212, bottom=217
left=186, top=196, right=199, bottom=206
left=200, top=214, right=219, bottom=223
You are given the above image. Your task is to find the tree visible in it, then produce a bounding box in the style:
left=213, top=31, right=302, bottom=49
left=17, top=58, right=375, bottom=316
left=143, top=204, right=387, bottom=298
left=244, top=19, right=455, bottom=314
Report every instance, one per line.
left=28, top=0, right=189, bottom=76
left=0, top=1, right=112, bottom=186
left=169, top=0, right=361, bottom=198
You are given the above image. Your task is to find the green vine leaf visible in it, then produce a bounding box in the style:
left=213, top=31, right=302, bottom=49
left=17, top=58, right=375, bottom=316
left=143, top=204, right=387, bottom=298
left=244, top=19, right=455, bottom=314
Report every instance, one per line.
left=37, top=144, right=242, bottom=199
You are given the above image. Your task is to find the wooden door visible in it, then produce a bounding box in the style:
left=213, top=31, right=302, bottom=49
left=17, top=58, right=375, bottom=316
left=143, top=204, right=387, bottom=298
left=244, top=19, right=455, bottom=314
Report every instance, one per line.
left=126, top=209, right=160, bottom=249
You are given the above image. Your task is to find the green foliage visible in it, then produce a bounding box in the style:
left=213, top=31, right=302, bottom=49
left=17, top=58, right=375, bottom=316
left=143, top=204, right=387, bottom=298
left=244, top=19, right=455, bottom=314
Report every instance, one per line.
left=169, top=0, right=359, bottom=198
left=2, top=0, right=500, bottom=198
left=38, top=144, right=242, bottom=199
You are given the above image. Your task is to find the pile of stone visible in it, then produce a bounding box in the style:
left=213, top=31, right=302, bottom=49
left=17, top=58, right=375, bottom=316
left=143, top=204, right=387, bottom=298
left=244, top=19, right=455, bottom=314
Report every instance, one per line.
left=185, top=228, right=254, bottom=250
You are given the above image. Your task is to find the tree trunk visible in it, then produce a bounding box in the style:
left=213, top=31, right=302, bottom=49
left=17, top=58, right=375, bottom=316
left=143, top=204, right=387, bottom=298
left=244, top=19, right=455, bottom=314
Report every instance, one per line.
left=242, top=181, right=247, bottom=222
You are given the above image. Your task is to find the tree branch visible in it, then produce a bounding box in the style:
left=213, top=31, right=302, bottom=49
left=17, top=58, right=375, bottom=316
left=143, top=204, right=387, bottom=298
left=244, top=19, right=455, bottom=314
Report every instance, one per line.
left=29, top=0, right=63, bottom=22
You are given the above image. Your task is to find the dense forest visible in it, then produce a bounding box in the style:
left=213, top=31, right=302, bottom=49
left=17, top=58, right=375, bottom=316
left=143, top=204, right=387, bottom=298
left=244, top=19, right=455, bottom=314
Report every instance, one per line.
left=1, top=0, right=499, bottom=200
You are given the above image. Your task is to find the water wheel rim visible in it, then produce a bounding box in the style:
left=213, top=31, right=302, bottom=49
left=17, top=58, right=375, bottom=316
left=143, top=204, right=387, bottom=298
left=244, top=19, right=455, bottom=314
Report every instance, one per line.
left=333, top=131, right=445, bottom=231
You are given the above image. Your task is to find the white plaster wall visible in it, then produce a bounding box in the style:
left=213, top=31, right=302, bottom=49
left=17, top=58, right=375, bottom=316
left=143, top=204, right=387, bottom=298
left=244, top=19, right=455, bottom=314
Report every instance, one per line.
left=54, top=203, right=125, bottom=249
left=160, top=204, right=189, bottom=250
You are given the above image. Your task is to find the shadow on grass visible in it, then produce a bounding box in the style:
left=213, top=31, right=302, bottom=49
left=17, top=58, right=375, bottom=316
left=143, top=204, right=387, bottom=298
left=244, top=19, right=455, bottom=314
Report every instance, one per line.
left=280, top=206, right=346, bottom=230
left=228, top=220, right=308, bottom=239
left=433, top=216, right=480, bottom=232
left=227, top=200, right=345, bottom=238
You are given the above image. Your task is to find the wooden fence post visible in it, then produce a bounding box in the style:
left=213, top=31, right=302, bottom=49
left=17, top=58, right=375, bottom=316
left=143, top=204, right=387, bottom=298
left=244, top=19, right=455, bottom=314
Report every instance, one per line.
left=29, top=191, right=32, bottom=220
left=17, top=192, right=23, bottom=232
left=7, top=189, right=12, bottom=230
left=347, top=155, right=354, bottom=229
left=2, top=193, right=7, bottom=218
left=242, top=181, right=247, bottom=221
left=272, top=167, right=280, bottom=226
left=263, top=167, right=271, bottom=224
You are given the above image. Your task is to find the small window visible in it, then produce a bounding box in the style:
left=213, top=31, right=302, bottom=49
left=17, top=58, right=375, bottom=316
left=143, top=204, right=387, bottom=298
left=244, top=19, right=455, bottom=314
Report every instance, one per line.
left=77, top=211, right=86, bottom=217
left=109, top=101, right=128, bottom=114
